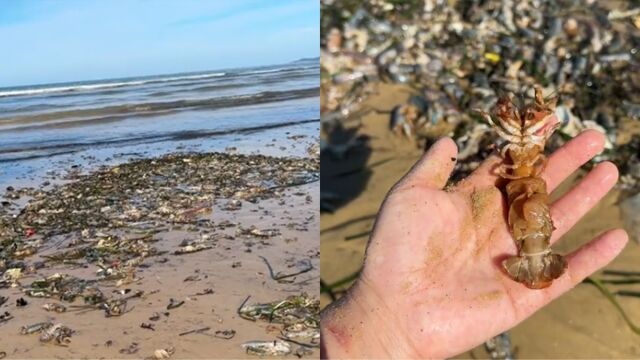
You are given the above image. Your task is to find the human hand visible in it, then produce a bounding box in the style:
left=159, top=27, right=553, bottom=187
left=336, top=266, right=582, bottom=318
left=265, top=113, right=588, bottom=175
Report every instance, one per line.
left=321, top=129, right=628, bottom=359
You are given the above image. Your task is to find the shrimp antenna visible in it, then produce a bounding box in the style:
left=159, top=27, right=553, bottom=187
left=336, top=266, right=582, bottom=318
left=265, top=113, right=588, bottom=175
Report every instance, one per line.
left=543, top=86, right=560, bottom=108
left=544, top=87, right=560, bottom=101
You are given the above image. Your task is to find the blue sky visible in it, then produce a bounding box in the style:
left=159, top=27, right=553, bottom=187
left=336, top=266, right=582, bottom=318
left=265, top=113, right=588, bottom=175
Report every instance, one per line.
left=0, top=0, right=319, bottom=87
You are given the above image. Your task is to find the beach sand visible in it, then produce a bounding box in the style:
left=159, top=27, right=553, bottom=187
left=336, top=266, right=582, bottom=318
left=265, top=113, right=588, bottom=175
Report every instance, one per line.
left=320, top=84, right=640, bottom=358
left=1, top=131, right=320, bottom=358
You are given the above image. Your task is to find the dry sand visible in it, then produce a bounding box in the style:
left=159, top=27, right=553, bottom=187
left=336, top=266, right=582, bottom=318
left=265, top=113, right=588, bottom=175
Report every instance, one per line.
left=320, top=84, right=640, bottom=358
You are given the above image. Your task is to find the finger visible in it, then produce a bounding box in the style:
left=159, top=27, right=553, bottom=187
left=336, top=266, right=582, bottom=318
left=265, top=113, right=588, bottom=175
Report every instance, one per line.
left=549, top=161, right=619, bottom=244
left=514, top=228, right=628, bottom=319
left=563, top=228, right=628, bottom=284
left=396, top=137, right=458, bottom=190
left=541, top=129, right=605, bottom=191
left=458, top=128, right=605, bottom=192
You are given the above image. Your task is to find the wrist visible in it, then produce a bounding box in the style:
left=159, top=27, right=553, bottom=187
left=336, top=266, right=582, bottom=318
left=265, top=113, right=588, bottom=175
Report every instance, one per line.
left=320, top=280, right=412, bottom=359
left=321, top=285, right=387, bottom=359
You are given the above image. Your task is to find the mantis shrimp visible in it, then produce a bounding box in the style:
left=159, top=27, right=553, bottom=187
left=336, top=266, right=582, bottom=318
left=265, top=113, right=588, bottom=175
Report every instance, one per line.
left=478, top=86, right=567, bottom=289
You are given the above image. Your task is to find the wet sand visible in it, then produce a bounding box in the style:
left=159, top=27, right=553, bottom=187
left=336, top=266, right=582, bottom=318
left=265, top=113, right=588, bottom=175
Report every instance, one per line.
left=3, top=186, right=318, bottom=358
left=0, top=117, right=319, bottom=191
left=1, top=132, right=319, bottom=358
left=320, top=84, right=640, bottom=358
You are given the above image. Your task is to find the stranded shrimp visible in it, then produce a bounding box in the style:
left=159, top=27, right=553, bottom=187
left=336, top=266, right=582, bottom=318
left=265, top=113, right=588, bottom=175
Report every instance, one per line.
left=477, top=86, right=567, bottom=289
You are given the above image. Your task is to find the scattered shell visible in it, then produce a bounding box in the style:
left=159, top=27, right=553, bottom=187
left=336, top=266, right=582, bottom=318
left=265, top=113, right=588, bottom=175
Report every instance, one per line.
left=39, top=323, right=74, bottom=346
left=150, top=347, right=175, bottom=360
left=321, top=0, right=640, bottom=191
left=42, top=303, right=67, bottom=313
left=241, top=340, right=291, bottom=356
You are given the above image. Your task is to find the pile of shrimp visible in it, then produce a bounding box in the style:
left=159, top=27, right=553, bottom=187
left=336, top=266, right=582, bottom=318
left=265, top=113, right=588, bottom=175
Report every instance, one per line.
left=478, top=87, right=567, bottom=289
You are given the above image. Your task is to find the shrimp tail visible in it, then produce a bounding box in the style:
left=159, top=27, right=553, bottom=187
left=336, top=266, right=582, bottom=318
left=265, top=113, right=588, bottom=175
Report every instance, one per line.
left=503, top=252, right=567, bottom=289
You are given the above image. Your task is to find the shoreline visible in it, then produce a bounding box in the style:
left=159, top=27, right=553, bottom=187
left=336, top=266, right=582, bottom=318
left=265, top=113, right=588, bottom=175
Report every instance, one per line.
left=0, top=118, right=319, bottom=192
left=0, top=117, right=319, bottom=163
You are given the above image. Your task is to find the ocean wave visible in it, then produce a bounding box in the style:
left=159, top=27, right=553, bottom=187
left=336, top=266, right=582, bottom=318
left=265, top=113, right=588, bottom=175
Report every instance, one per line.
left=166, top=82, right=249, bottom=95
left=0, top=87, right=320, bottom=131
left=0, top=72, right=227, bottom=98
left=236, top=65, right=316, bottom=76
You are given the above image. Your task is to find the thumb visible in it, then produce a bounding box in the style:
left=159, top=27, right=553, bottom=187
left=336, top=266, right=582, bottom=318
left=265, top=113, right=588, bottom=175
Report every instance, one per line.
left=397, top=137, right=458, bottom=190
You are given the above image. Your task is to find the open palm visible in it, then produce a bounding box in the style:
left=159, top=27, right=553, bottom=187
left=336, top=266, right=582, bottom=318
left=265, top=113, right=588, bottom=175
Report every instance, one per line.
left=321, top=129, right=628, bottom=359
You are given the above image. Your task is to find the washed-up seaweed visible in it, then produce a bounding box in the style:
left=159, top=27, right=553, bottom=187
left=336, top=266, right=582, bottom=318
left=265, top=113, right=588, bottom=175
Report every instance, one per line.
left=241, top=340, right=292, bottom=356
left=20, top=321, right=74, bottom=346
left=0, top=150, right=318, bottom=353
left=238, top=293, right=320, bottom=354
left=259, top=256, right=314, bottom=282
left=583, top=277, right=640, bottom=335
left=1, top=152, right=318, bottom=244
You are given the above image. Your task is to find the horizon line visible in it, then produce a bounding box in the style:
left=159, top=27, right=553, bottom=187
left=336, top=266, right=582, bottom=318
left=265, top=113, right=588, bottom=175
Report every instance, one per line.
left=0, top=56, right=320, bottom=90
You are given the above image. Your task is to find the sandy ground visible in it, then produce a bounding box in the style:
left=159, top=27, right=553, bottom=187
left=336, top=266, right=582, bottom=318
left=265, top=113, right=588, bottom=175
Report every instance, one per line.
left=0, top=132, right=320, bottom=358
left=320, top=84, right=640, bottom=358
